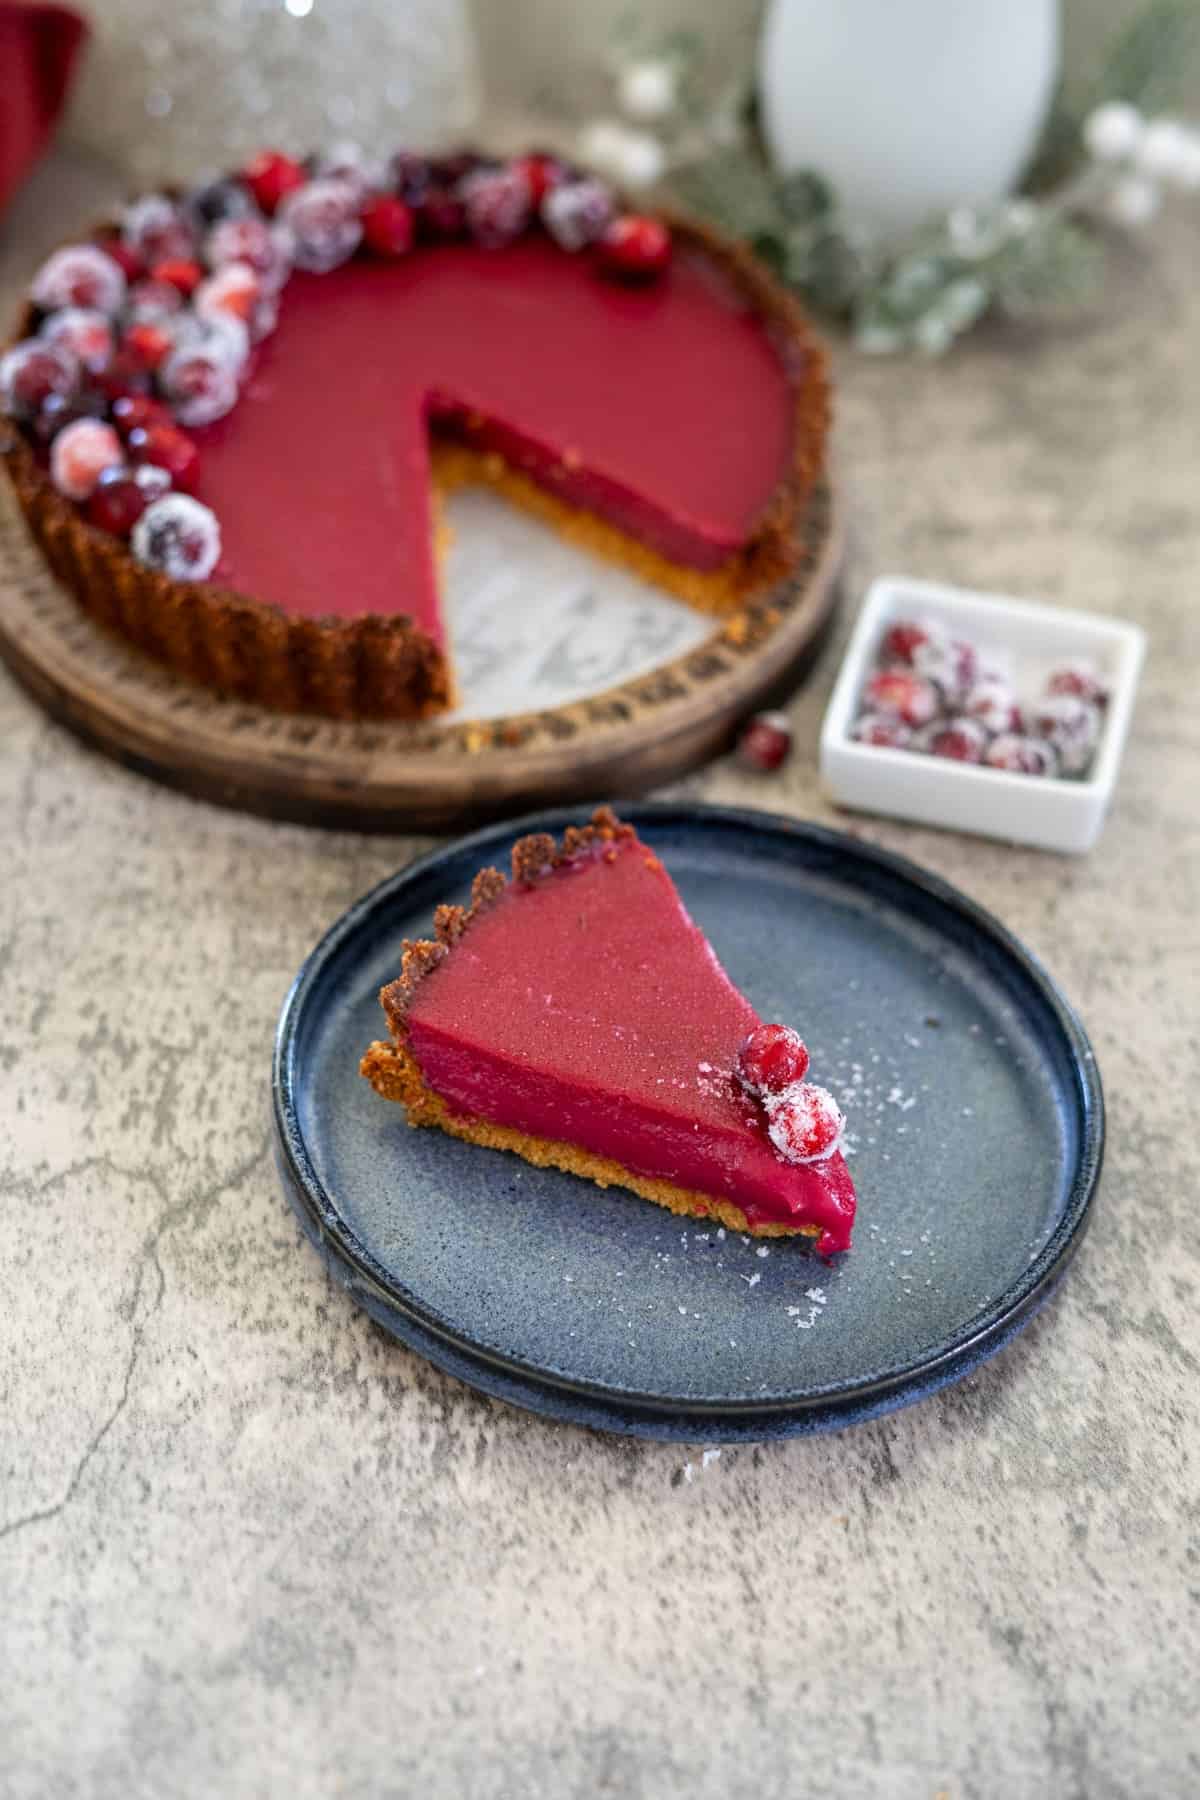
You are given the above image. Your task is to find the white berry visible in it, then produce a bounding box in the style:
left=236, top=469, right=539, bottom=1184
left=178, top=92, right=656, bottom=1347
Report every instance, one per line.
left=1083, top=101, right=1144, bottom=164
left=132, top=495, right=221, bottom=581
left=618, top=60, right=678, bottom=123
left=1106, top=174, right=1161, bottom=227
left=1136, top=118, right=1200, bottom=188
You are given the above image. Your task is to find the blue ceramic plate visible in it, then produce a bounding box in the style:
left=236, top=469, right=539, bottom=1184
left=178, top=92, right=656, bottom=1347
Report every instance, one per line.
left=273, top=804, right=1103, bottom=1441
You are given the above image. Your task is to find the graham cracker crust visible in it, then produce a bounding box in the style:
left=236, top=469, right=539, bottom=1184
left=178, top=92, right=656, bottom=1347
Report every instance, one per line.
left=2, top=211, right=829, bottom=721
left=359, top=807, right=819, bottom=1241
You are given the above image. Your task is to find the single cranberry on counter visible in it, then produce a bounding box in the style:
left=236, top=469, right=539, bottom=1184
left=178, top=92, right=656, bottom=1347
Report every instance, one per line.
left=86, top=468, right=150, bottom=537
left=736, top=711, right=793, bottom=772
left=49, top=418, right=124, bottom=501
left=0, top=340, right=79, bottom=421
left=127, top=422, right=201, bottom=493
left=360, top=194, right=415, bottom=258
left=850, top=710, right=914, bottom=749
left=766, top=1082, right=845, bottom=1165
left=597, top=215, right=672, bottom=280
left=242, top=149, right=306, bottom=216
left=915, top=717, right=989, bottom=762
left=1045, top=661, right=1108, bottom=707
left=984, top=734, right=1059, bottom=776
left=737, top=1024, right=811, bottom=1096
left=864, top=668, right=940, bottom=729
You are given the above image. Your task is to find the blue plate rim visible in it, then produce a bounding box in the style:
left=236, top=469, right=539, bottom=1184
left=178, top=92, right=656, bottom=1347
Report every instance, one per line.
left=272, top=801, right=1104, bottom=1423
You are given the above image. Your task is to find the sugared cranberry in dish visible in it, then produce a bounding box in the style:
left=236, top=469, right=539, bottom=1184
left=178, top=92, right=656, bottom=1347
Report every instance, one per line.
left=737, top=1024, right=811, bottom=1095
left=31, top=244, right=127, bottom=316
left=1045, top=662, right=1108, bottom=707
left=850, top=710, right=913, bottom=749
left=598, top=216, right=672, bottom=280
left=360, top=194, right=415, bottom=258
left=737, top=711, right=793, bottom=772
left=49, top=418, right=124, bottom=501
left=278, top=179, right=363, bottom=272
left=865, top=668, right=940, bottom=728
left=915, top=717, right=989, bottom=762
left=985, top=734, right=1059, bottom=776
left=127, top=422, right=201, bottom=493
left=881, top=618, right=935, bottom=665
left=542, top=177, right=615, bottom=251
left=0, top=340, right=78, bottom=421
left=242, top=149, right=306, bottom=216
left=914, top=634, right=979, bottom=706
left=131, top=493, right=221, bottom=580
left=39, top=308, right=113, bottom=374
left=1031, top=694, right=1102, bottom=776
left=87, top=469, right=150, bottom=537
left=766, top=1083, right=845, bottom=1164
left=964, top=676, right=1023, bottom=736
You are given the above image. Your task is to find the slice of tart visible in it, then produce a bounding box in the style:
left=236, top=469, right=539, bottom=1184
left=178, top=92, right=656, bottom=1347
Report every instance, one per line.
left=360, top=808, right=857, bottom=1255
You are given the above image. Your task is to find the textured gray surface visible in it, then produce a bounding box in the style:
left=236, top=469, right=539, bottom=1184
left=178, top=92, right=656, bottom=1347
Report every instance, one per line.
left=2, top=152, right=1198, bottom=1799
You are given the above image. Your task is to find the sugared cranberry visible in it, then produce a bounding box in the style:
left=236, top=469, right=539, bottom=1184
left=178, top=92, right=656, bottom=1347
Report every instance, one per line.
left=984, top=734, right=1059, bottom=776
left=99, top=236, right=143, bottom=283
left=417, top=187, right=467, bottom=240
left=865, top=669, right=940, bottom=728
left=850, top=710, right=913, bottom=749
left=914, top=635, right=979, bottom=705
left=182, top=176, right=255, bottom=233
left=881, top=618, right=934, bottom=665
left=30, top=390, right=104, bottom=443
left=130, top=461, right=173, bottom=504
left=205, top=216, right=292, bottom=291
left=1031, top=694, right=1102, bottom=776
left=95, top=347, right=154, bottom=401
left=277, top=179, right=362, bottom=272
left=430, top=151, right=485, bottom=187
left=122, top=322, right=174, bottom=372
left=389, top=151, right=433, bottom=207
left=122, top=195, right=195, bottom=266
left=964, top=676, right=1022, bottom=736
left=916, top=717, right=989, bottom=762
left=460, top=165, right=533, bottom=248
left=313, top=140, right=382, bottom=204
left=1045, top=662, right=1108, bottom=707
left=160, top=348, right=238, bottom=426
left=150, top=257, right=204, bottom=297
left=193, top=263, right=274, bottom=342
left=31, top=245, right=127, bottom=316
left=126, top=278, right=185, bottom=323
left=242, top=150, right=306, bottom=216
left=737, top=711, right=793, bottom=772
left=360, top=194, right=415, bottom=258
left=49, top=418, right=124, bottom=501
left=597, top=215, right=672, bottom=280
left=127, top=422, right=201, bottom=493
left=542, top=177, right=615, bottom=250
left=111, top=392, right=173, bottom=437
left=766, top=1083, right=845, bottom=1164
left=513, top=153, right=565, bottom=207
left=86, top=469, right=149, bottom=537
left=737, top=1024, right=811, bottom=1095
left=39, top=308, right=113, bottom=374
left=0, top=339, right=78, bottom=420
left=131, top=493, right=221, bottom=580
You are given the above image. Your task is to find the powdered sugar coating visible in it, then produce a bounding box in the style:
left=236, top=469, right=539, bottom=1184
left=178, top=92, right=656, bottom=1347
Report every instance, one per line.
left=131, top=493, right=221, bottom=580
left=542, top=178, right=616, bottom=250
left=49, top=418, right=124, bottom=501
left=31, top=245, right=127, bottom=317
left=160, top=348, right=239, bottom=426
left=278, top=179, right=363, bottom=273
left=38, top=308, right=114, bottom=374
left=1, top=339, right=78, bottom=420
left=765, top=1082, right=846, bottom=1165
left=1032, top=693, right=1102, bottom=775
left=964, top=676, right=1022, bottom=736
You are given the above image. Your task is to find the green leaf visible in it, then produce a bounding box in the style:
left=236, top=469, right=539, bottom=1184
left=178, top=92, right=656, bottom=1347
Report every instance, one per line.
left=667, top=148, right=782, bottom=239
left=1087, top=0, right=1200, bottom=113
left=988, top=217, right=1103, bottom=317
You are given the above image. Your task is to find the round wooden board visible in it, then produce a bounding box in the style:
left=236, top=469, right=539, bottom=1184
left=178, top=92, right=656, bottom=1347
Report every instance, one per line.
left=0, top=477, right=842, bottom=831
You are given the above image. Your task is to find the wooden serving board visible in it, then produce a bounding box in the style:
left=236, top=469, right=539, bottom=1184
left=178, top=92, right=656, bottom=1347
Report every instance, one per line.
left=0, top=476, right=842, bottom=832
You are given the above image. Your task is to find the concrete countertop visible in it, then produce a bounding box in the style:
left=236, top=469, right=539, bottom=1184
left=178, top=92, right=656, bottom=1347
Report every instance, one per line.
left=2, top=152, right=1197, bottom=1799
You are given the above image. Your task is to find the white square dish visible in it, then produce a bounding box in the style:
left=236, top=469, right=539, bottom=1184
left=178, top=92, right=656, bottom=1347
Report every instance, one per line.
left=819, top=576, right=1146, bottom=853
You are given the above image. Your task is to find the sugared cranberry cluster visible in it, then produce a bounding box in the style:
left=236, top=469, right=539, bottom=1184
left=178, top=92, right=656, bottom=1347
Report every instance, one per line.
left=851, top=616, right=1108, bottom=780
left=735, top=1024, right=845, bottom=1166
left=1, top=146, right=671, bottom=585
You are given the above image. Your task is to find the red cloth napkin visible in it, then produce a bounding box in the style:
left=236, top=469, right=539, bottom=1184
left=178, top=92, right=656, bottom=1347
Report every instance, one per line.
left=0, top=3, right=88, bottom=218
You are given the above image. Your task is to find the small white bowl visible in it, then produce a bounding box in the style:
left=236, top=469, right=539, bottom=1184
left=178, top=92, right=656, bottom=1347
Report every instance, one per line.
left=820, top=576, right=1146, bottom=854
